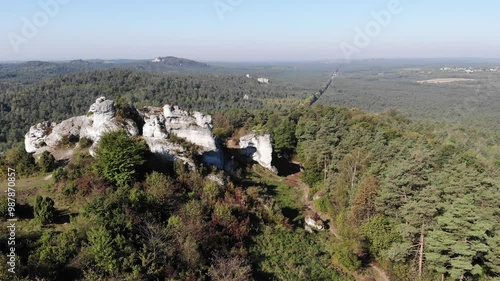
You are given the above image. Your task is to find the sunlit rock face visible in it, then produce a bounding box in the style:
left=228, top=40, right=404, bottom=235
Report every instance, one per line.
left=25, top=97, right=224, bottom=169
left=25, top=97, right=139, bottom=158
left=162, top=105, right=217, bottom=150
left=239, top=134, right=277, bottom=173
left=25, top=121, right=52, bottom=153
left=139, top=105, right=224, bottom=168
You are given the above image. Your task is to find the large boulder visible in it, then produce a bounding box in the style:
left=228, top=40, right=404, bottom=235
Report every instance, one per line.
left=239, top=134, right=277, bottom=173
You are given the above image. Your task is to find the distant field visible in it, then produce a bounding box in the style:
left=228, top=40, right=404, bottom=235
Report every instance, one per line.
left=417, top=78, right=475, bottom=84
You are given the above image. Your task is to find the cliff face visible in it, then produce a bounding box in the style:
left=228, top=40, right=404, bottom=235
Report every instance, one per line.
left=239, top=134, right=277, bottom=173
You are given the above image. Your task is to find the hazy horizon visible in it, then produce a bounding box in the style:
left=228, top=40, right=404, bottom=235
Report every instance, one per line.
left=2, top=0, right=500, bottom=61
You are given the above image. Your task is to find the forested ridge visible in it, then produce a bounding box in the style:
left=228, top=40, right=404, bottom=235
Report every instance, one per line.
left=0, top=64, right=499, bottom=280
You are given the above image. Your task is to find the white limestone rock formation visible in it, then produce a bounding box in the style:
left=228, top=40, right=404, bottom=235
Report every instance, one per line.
left=142, top=137, right=196, bottom=169
left=25, top=121, right=52, bottom=153
left=161, top=105, right=223, bottom=168
left=44, top=116, right=89, bottom=148
left=239, top=134, right=277, bottom=173
left=305, top=216, right=324, bottom=232
left=24, top=97, right=223, bottom=169
left=24, top=97, right=139, bottom=158
left=142, top=107, right=168, bottom=139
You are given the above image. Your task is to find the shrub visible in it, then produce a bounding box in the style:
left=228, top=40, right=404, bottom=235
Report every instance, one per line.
left=78, top=137, right=93, bottom=148
left=34, top=195, right=56, bottom=225
left=4, top=144, right=37, bottom=177
left=38, top=151, right=56, bottom=173
left=63, top=181, right=78, bottom=197
left=53, top=167, right=67, bottom=183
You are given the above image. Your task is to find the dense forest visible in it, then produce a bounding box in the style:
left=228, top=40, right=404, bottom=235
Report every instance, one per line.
left=1, top=61, right=500, bottom=280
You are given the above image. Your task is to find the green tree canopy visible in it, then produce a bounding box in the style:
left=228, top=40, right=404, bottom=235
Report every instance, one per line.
left=34, top=195, right=56, bottom=225
left=93, top=130, right=149, bottom=186
left=425, top=196, right=492, bottom=280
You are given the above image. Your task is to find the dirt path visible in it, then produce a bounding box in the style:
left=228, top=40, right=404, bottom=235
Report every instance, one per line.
left=285, top=167, right=390, bottom=281
left=286, top=170, right=339, bottom=237
left=369, top=263, right=391, bottom=281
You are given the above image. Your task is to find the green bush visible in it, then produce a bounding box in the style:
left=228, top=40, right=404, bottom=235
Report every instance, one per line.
left=78, top=137, right=93, bottom=148
left=53, top=167, right=67, bottom=183
left=63, top=181, right=78, bottom=197
left=332, top=240, right=362, bottom=271
left=38, top=151, right=56, bottom=173
left=34, top=195, right=56, bottom=225
left=314, top=197, right=331, bottom=214
left=4, top=144, right=37, bottom=177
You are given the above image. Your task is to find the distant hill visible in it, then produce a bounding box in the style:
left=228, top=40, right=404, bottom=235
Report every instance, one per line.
left=0, top=56, right=211, bottom=82
left=149, top=56, right=209, bottom=67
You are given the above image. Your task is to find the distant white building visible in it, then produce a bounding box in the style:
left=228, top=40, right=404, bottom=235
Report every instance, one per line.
left=246, top=74, right=251, bottom=78
left=257, top=77, right=270, bottom=84
left=152, top=57, right=162, bottom=63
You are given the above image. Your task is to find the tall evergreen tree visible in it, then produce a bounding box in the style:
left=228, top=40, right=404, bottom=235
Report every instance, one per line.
left=426, top=196, right=491, bottom=280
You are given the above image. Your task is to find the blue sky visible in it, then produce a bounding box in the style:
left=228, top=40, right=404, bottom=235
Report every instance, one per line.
left=1, top=0, right=499, bottom=61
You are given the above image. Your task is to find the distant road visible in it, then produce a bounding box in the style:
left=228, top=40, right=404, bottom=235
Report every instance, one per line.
left=308, top=68, right=341, bottom=106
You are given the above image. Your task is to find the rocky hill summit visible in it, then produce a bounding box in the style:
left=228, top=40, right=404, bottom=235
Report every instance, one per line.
left=24, top=97, right=276, bottom=172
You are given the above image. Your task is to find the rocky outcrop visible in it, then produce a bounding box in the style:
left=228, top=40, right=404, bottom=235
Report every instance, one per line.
left=140, top=105, right=224, bottom=169
left=24, top=97, right=224, bottom=169
left=25, top=121, right=52, bottom=153
left=305, top=216, right=325, bottom=233
left=163, top=105, right=217, bottom=151
left=142, top=137, right=195, bottom=169
left=239, top=134, right=277, bottom=173
left=25, top=97, right=139, bottom=157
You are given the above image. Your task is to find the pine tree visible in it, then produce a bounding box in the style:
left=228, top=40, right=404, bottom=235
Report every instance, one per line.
left=426, top=196, right=491, bottom=280
left=485, top=234, right=500, bottom=276
left=34, top=196, right=56, bottom=225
